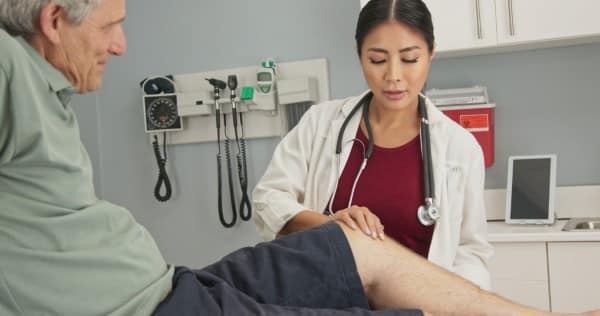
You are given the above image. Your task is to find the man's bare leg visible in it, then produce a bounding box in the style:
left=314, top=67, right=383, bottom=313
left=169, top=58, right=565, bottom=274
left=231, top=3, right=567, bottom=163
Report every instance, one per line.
left=337, top=222, right=599, bottom=316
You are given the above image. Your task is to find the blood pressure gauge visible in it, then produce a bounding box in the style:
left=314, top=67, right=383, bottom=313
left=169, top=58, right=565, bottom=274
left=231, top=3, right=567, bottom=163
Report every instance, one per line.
left=143, top=94, right=183, bottom=133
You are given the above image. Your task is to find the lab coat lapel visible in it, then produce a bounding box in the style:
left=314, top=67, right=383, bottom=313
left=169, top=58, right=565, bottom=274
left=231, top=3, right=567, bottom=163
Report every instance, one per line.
left=321, top=97, right=363, bottom=212
left=425, top=100, right=450, bottom=264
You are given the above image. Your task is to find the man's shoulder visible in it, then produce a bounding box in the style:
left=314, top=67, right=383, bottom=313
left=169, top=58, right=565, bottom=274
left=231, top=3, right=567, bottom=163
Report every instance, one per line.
left=0, top=29, right=31, bottom=74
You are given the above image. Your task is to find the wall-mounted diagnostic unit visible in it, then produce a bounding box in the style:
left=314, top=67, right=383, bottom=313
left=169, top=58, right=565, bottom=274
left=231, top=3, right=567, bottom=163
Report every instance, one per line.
left=140, top=75, right=184, bottom=203
left=139, top=58, right=330, bottom=228
left=142, top=76, right=183, bottom=133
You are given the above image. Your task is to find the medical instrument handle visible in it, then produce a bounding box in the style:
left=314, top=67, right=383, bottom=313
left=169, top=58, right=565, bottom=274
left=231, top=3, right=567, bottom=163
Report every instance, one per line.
left=207, top=77, right=226, bottom=118
left=207, top=78, right=226, bottom=90
left=228, top=75, right=239, bottom=127
left=228, top=75, right=238, bottom=91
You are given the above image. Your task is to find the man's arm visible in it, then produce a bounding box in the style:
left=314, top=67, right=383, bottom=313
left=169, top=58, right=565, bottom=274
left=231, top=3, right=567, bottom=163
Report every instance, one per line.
left=252, top=106, right=320, bottom=240
left=0, top=67, right=14, bottom=165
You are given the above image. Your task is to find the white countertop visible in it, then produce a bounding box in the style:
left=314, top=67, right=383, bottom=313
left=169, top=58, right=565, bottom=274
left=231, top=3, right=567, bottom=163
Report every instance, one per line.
left=487, top=220, right=600, bottom=242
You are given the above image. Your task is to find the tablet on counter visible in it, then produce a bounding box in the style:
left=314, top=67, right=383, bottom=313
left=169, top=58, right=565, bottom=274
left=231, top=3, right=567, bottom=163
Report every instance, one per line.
left=505, top=155, right=557, bottom=225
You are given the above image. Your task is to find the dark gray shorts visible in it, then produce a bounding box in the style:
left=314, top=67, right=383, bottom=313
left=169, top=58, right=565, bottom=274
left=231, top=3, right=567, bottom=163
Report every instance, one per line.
left=152, top=222, right=422, bottom=316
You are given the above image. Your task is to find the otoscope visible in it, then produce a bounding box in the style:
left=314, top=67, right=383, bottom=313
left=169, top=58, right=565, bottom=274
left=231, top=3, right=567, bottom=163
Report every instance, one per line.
left=206, top=78, right=237, bottom=228
left=228, top=75, right=252, bottom=221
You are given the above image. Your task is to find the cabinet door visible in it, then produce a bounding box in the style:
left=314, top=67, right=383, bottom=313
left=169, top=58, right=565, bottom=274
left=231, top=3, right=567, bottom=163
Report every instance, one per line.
left=547, top=242, right=600, bottom=313
left=424, top=0, right=497, bottom=53
left=489, top=243, right=550, bottom=311
left=495, top=0, right=600, bottom=45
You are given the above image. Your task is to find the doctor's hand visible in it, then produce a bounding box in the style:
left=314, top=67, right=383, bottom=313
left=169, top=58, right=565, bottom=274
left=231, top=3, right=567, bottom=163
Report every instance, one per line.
left=332, top=205, right=384, bottom=240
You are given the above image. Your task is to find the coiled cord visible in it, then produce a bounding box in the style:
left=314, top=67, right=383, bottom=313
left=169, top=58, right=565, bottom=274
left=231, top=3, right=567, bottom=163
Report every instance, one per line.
left=238, top=136, right=252, bottom=220
left=152, top=133, right=172, bottom=202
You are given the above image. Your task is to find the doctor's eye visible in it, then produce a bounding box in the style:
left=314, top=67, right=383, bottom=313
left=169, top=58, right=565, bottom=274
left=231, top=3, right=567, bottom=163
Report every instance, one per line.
left=402, top=58, right=419, bottom=64
left=368, top=58, right=386, bottom=65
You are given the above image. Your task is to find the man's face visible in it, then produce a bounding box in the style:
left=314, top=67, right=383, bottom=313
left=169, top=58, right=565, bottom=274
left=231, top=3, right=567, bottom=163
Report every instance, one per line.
left=55, top=0, right=127, bottom=93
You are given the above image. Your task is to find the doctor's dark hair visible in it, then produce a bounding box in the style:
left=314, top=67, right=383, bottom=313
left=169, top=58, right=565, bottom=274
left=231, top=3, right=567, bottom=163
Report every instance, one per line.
left=355, top=0, right=434, bottom=56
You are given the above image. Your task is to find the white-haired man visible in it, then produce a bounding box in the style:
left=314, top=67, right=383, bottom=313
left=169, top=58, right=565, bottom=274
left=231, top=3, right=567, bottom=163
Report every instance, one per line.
left=1, top=1, right=599, bottom=315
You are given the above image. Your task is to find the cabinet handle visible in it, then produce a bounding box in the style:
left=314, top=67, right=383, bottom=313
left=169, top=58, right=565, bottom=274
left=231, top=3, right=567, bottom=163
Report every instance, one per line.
left=508, top=0, right=515, bottom=36
left=475, top=0, right=483, bottom=39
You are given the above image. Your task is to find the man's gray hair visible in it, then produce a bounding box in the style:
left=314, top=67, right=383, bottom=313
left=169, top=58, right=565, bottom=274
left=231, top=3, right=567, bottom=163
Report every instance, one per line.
left=0, top=0, right=103, bottom=37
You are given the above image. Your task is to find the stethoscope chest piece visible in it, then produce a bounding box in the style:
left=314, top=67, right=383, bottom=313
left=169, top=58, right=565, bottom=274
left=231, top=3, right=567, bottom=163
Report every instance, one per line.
left=417, top=199, right=440, bottom=226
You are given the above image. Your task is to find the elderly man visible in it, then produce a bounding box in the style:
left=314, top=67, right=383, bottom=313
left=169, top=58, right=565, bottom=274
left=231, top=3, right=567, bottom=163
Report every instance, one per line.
left=0, top=1, right=599, bottom=315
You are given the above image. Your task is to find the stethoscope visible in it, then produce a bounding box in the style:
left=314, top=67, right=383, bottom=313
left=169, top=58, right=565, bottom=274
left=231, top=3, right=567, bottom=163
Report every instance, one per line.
left=328, top=91, right=441, bottom=226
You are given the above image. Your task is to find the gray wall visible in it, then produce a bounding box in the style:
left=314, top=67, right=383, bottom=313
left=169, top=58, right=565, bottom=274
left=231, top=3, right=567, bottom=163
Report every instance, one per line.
left=428, top=45, right=600, bottom=188
left=79, top=0, right=600, bottom=266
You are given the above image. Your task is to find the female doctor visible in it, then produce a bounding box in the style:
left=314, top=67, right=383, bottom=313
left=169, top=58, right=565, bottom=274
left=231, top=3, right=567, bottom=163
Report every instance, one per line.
left=253, top=0, right=493, bottom=289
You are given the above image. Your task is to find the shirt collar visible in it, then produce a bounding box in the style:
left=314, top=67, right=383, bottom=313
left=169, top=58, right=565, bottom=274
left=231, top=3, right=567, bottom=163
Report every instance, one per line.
left=15, top=36, right=75, bottom=104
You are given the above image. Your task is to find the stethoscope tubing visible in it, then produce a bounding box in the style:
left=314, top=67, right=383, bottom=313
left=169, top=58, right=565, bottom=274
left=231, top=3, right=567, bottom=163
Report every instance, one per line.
left=330, top=91, right=439, bottom=226
left=418, top=98, right=435, bottom=201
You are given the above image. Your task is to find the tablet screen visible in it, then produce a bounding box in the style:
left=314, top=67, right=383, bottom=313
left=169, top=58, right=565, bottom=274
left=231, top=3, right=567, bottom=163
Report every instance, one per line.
left=505, top=155, right=556, bottom=224
left=509, top=158, right=552, bottom=220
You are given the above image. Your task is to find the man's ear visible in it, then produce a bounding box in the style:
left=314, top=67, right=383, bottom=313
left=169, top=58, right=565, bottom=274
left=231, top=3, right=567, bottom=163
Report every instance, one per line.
left=38, top=2, right=64, bottom=44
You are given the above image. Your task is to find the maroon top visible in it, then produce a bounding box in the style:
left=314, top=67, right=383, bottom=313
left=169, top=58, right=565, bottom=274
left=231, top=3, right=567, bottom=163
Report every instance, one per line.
left=330, top=127, right=434, bottom=257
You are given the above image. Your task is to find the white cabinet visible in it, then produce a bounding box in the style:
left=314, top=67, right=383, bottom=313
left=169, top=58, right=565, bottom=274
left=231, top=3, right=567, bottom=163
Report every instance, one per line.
left=489, top=243, right=550, bottom=311
left=424, top=0, right=498, bottom=52
left=421, top=0, right=600, bottom=56
left=547, top=242, right=600, bottom=313
left=490, top=241, right=600, bottom=313
left=495, top=0, right=600, bottom=45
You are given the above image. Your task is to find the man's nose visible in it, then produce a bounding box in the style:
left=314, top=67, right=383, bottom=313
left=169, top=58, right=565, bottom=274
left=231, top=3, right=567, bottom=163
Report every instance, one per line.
left=109, top=25, right=127, bottom=56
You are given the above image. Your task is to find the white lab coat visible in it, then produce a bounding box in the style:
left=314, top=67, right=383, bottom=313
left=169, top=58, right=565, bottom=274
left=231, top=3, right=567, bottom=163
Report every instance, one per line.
left=253, top=91, right=494, bottom=289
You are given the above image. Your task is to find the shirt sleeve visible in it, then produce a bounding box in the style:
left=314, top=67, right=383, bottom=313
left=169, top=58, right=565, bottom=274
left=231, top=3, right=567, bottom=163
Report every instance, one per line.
left=452, top=144, right=494, bottom=290
left=0, top=267, right=22, bottom=316
left=0, top=67, right=14, bottom=165
left=252, top=106, right=320, bottom=240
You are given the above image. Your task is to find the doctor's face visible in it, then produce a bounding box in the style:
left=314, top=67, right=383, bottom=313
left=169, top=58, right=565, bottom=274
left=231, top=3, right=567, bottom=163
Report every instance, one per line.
left=359, top=21, right=433, bottom=112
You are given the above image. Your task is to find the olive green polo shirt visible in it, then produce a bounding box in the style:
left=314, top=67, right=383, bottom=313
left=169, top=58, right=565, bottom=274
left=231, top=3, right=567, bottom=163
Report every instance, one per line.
left=0, top=28, right=173, bottom=316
